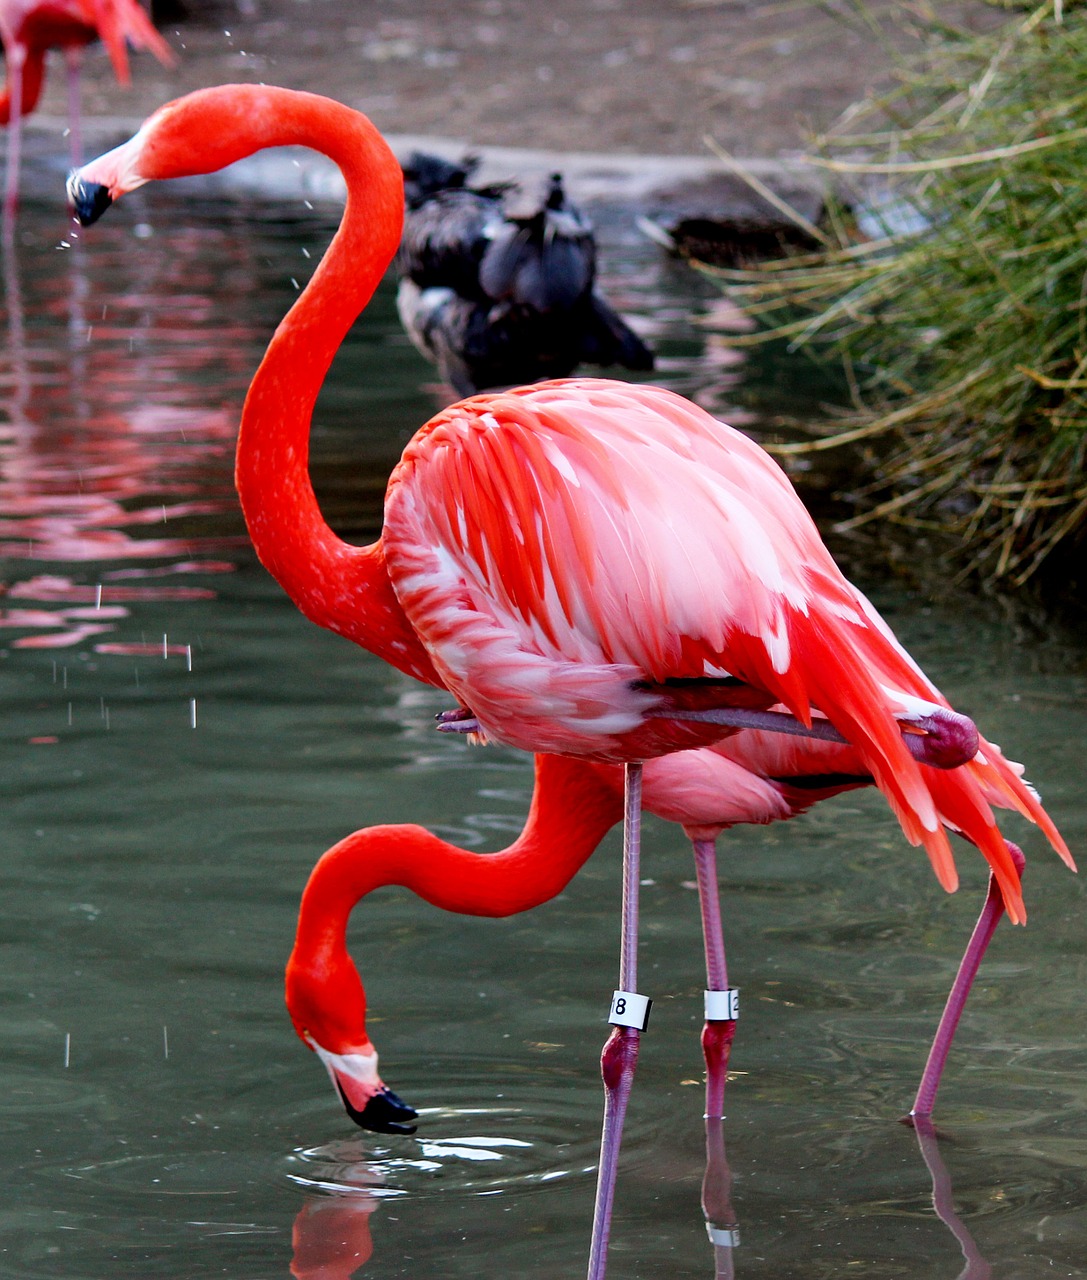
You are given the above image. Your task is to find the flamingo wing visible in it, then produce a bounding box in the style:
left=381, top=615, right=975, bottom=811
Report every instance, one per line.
left=382, top=378, right=1070, bottom=920
left=383, top=378, right=823, bottom=746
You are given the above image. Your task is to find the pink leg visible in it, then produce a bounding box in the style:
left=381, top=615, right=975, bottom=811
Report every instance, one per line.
left=693, top=837, right=737, bottom=1120
left=3, top=48, right=24, bottom=226
left=586, top=762, right=645, bottom=1280
left=910, top=842, right=1026, bottom=1119
left=3, top=223, right=30, bottom=414
left=64, top=47, right=83, bottom=169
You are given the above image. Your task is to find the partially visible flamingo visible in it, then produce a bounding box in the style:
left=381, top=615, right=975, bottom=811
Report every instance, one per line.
left=284, top=738, right=875, bottom=1132
left=284, top=734, right=876, bottom=1134
left=68, top=86, right=1072, bottom=1279
left=1, top=0, right=173, bottom=214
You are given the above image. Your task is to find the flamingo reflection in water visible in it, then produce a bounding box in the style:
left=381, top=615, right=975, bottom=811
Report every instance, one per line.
left=0, top=204, right=285, bottom=653
left=67, top=85, right=1071, bottom=1280
left=291, top=1188, right=381, bottom=1280
left=287, top=1113, right=993, bottom=1280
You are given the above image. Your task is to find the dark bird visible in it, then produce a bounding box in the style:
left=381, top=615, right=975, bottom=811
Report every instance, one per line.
left=395, top=151, right=654, bottom=396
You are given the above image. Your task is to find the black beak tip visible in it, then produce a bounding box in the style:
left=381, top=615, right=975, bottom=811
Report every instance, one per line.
left=66, top=173, right=112, bottom=227
left=339, top=1083, right=418, bottom=1135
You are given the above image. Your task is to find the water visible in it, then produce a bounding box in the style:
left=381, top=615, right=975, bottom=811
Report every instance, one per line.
left=1, top=184, right=1085, bottom=1280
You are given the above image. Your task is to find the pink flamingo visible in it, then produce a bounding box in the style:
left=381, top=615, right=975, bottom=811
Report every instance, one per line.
left=283, top=734, right=1037, bottom=1269
left=67, top=86, right=1071, bottom=1278
left=284, top=740, right=867, bottom=1125
left=1, top=0, right=173, bottom=213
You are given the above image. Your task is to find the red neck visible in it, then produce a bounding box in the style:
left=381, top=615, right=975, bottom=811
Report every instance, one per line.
left=286, top=754, right=625, bottom=1048
left=229, top=91, right=440, bottom=684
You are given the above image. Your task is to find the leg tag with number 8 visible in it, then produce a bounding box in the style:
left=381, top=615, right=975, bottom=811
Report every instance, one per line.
left=609, top=989, right=652, bottom=1031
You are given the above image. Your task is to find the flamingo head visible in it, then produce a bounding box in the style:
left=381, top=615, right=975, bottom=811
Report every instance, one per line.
left=67, top=86, right=356, bottom=226
left=65, top=89, right=250, bottom=225
left=286, top=950, right=418, bottom=1135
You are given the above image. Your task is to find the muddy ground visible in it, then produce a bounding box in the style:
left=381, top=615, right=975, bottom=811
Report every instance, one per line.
left=22, top=0, right=997, bottom=173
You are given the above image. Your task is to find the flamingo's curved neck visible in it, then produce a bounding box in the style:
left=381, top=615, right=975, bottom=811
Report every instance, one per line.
left=223, top=91, right=438, bottom=683
left=288, top=754, right=624, bottom=1040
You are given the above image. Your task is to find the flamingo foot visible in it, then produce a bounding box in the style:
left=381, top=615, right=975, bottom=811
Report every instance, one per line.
left=587, top=1024, right=640, bottom=1280
left=436, top=702, right=979, bottom=769
left=902, top=706, right=980, bottom=769
left=339, top=1083, right=418, bottom=1135
left=435, top=706, right=476, bottom=726
left=907, top=841, right=1026, bottom=1120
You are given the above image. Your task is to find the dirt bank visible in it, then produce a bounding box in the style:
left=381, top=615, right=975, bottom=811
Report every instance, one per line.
left=14, top=0, right=995, bottom=209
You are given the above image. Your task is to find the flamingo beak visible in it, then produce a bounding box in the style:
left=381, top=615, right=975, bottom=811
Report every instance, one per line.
left=67, top=174, right=113, bottom=226
left=334, top=1076, right=419, bottom=1135
left=308, top=1039, right=419, bottom=1135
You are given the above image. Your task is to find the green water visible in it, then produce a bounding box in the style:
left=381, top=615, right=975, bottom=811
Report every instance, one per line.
left=0, top=189, right=1084, bottom=1279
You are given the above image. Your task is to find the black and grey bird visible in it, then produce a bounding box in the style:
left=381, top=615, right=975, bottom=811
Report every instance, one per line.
left=395, top=152, right=654, bottom=396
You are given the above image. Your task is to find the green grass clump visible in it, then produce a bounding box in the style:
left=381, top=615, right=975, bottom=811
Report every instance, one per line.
left=714, top=1, right=1087, bottom=586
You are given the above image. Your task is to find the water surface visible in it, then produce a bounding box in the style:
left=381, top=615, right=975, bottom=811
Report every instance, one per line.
left=1, top=185, right=1085, bottom=1279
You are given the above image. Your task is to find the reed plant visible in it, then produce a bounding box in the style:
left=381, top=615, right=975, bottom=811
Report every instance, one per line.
left=712, top=1, right=1087, bottom=586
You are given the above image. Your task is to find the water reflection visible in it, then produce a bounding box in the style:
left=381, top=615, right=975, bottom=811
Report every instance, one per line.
left=911, top=1118, right=991, bottom=1280
left=292, top=1190, right=381, bottom=1280
left=701, top=1117, right=740, bottom=1280
left=287, top=1112, right=994, bottom=1280
left=0, top=218, right=245, bottom=657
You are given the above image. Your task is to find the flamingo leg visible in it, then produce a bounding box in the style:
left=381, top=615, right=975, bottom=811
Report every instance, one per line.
left=64, top=46, right=83, bottom=169
left=438, top=703, right=978, bottom=771
left=3, top=47, right=24, bottom=225
left=586, top=762, right=647, bottom=1280
left=692, top=837, right=737, bottom=1121
left=910, top=842, right=1025, bottom=1119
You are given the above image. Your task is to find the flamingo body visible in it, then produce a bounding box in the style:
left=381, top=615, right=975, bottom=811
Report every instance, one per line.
left=382, top=376, right=863, bottom=762
left=381, top=375, right=1065, bottom=918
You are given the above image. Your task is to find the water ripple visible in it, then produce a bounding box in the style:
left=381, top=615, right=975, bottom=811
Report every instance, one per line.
left=286, top=1103, right=603, bottom=1200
